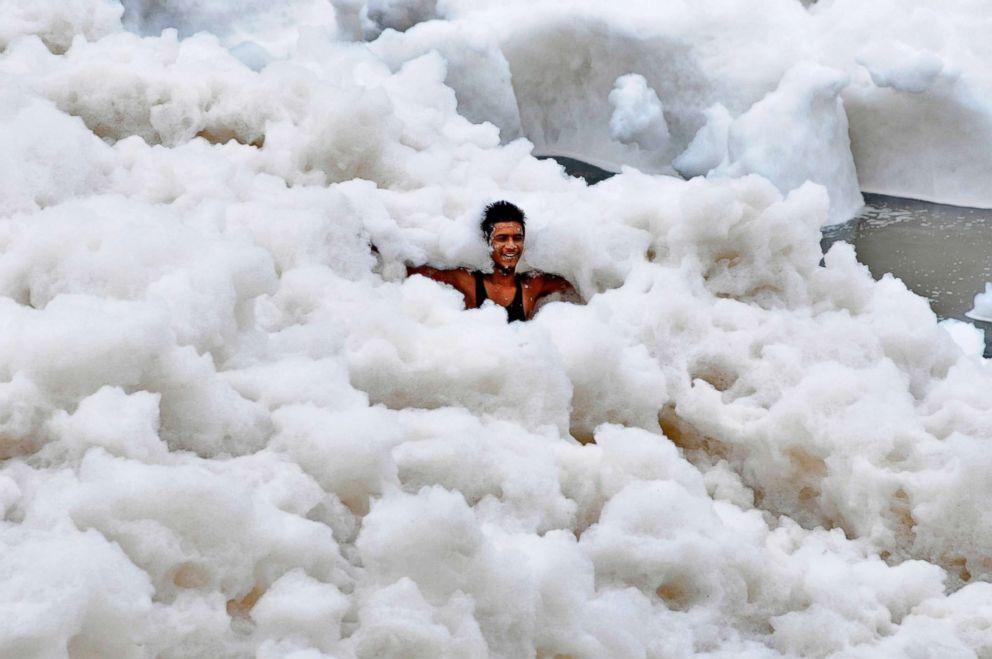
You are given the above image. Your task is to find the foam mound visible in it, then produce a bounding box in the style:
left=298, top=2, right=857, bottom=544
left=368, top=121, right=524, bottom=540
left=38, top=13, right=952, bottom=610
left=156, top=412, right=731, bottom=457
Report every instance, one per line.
left=2, top=2, right=992, bottom=657
left=382, top=0, right=992, bottom=220
left=967, top=283, right=992, bottom=323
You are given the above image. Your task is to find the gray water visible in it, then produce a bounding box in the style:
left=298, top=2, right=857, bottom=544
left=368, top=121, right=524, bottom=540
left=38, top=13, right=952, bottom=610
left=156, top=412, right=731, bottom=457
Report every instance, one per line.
left=545, top=156, right=992, bottom=357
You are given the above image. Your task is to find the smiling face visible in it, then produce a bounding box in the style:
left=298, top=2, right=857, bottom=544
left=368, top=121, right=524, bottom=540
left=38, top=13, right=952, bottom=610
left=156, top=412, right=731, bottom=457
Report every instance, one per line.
left=489, top=221, right=525, bottom=271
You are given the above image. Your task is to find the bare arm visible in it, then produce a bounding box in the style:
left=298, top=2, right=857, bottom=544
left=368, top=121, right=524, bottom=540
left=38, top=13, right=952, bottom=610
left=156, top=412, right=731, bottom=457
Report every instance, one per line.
left=406, top=264, right=475, bottom=303
left=407, top=264, right=461, bottom=287
left=536, top=274, right=576, bottom=299
left=369, top=241, right=475, bottom=304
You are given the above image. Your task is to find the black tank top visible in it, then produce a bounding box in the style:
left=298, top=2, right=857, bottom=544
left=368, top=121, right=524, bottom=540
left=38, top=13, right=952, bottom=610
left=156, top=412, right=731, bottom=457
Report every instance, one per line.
left=473, top=271, right=526, bottom=322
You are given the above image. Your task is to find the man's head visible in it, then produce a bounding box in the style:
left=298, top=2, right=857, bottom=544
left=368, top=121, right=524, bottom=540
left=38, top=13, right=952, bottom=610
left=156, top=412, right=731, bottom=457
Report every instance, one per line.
left=481, top=201, right=526, bottom=272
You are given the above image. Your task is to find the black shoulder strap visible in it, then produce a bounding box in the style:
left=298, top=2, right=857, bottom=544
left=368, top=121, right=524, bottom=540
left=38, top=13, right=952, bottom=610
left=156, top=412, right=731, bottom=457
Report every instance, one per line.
left=506, top=275, right=527, bottom=322
left=473, top=271, right=487, bottom=307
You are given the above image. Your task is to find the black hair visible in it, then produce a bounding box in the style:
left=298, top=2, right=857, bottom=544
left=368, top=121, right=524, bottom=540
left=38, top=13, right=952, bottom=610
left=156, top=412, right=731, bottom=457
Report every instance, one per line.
left=481, top=200, right=526, bottom=241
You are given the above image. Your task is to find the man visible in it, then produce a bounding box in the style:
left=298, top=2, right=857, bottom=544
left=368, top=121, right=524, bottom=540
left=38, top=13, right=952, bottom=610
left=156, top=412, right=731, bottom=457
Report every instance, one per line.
left=406, top=201, right=574, bottom=321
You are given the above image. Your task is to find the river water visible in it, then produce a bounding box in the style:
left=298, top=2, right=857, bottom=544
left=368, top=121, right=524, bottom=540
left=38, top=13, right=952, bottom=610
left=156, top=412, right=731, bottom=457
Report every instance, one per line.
left=546, top=156, right=992, bottom=357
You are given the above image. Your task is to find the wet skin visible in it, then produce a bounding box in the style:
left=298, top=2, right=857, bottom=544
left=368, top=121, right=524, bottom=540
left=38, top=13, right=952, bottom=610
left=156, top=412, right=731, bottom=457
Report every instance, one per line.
left=405, top=220, right=575, bottom=320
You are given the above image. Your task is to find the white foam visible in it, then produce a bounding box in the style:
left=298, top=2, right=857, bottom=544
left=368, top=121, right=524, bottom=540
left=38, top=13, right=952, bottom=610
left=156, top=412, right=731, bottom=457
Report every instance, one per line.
left=940, top=318, right=986, bottom=358
left=608, top=73, right=670, bottom=151
left=679, top=62, right=863, bottom=225
left=966, top=283, right=992, bottom=323
left=371, top=0, right=992, bottom=219
left=1, top=3, right=991, bottom=657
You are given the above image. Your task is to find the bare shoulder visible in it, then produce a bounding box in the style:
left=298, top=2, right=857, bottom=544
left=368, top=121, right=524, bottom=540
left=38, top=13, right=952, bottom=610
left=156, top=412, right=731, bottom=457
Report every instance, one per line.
left=524, top=271, right=574, bottom=296
left=448, top=268, right=476, bottom=290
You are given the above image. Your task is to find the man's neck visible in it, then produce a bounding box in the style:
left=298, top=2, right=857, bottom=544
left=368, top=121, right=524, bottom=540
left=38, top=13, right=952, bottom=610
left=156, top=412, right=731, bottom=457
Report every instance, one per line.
left=490, top=264, right=516, bottom=283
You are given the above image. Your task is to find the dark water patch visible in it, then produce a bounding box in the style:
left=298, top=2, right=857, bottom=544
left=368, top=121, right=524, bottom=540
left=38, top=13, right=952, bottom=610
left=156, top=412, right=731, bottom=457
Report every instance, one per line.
left=544, top=156, right=992, bottom=357
left=540, top=155, right=617, bottom=185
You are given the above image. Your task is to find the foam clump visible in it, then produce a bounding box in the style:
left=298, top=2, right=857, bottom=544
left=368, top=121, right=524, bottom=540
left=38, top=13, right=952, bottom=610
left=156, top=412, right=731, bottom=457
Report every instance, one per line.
left=608, top=73, right=669, bottom=151
left=370, top=20, right=523, bottom=140
left=940, top=318, right=986, bottom=358
left=2, top=3, right=992, bottom=657
left=672, top=103, right=732, bottom=179
left=0, top=88, right=114, bottom=217
left=0, top=0, right=122, bottom=53
left=678, top=62, right=863, bottom=225
left=856, top=40, right=948, bottom=94
left=966, top=283, right=992, bottom=323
